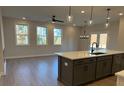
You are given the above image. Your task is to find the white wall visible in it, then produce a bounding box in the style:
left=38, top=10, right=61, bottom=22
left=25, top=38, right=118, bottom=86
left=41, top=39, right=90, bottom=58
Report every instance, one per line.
left=3, top=17, right=81, bottom=58
left=79, top=21, right=120, bottom=51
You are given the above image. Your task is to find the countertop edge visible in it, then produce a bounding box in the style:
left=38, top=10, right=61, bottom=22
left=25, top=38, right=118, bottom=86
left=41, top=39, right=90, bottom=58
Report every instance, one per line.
left=55, top=50, right=124, bottom=60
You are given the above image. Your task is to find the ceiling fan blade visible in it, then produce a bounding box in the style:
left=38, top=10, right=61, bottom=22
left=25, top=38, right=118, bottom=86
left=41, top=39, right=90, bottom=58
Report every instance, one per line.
left=55, top=19, right=64, bottom=23
left=51, top=15, right=64, bottom=23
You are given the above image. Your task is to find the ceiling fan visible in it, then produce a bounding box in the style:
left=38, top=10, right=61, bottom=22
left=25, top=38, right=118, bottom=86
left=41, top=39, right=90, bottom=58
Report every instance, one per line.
left=52, top=15, right=64, bottom=23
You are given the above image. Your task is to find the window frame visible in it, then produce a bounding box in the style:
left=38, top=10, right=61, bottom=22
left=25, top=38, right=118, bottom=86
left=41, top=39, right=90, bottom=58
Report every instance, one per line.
left=99, top=33, right=108, bottom=49
left=90, top=34, right=98, bottom=47
left=90, top=33, right=108, bottom=49
left=36, top=26, right=48, bottom=46
left=15, top=23, right=29, bottom=46
left=53, top=28, right=63, bottom=46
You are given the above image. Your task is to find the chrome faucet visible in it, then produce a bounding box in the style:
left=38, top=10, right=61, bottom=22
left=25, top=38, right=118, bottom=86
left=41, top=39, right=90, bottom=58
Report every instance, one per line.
left=91, top=42, right=99, bottom=53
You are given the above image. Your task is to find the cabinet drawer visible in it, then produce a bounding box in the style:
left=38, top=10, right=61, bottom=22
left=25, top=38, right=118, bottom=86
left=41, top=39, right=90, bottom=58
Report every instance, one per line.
left=74, top=58, right=96, bottom=65
left=97, top=55, right=112, bottom=61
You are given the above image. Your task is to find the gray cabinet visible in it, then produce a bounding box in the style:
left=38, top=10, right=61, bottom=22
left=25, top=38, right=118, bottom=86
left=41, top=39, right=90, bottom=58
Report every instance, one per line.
left=60, top=57, right=73, bottom=85
left=96, top=56, right=112, bottom=79
left=112, top=54, right=122, bottom=73
left=58, top=54, right=123, bottom=85
left=73, top=58, right=96, bottom=85
left=120, top=54, right=124, bottom=70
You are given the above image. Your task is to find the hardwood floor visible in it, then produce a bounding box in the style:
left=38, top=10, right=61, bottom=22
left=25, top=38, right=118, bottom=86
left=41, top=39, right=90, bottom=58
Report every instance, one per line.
left=0, top=55, right=117, bottom=86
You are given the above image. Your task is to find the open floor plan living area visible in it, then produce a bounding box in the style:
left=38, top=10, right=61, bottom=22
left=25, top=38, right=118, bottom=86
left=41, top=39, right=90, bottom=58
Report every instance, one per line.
left=1, top=6, right=124, bottom=86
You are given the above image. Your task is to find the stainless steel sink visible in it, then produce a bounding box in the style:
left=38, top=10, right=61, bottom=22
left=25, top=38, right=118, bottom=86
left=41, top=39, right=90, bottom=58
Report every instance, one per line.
left=90, top=52, right=106, bottom=55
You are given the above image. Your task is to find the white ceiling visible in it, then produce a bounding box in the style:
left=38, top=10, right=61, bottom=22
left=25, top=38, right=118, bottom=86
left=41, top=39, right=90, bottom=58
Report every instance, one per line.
left=1, top=6, right=124, bottom=26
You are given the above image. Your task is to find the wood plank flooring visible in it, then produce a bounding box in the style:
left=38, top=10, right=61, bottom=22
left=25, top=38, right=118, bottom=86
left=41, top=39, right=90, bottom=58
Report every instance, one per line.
left=0, top=55, right=117, bottom=86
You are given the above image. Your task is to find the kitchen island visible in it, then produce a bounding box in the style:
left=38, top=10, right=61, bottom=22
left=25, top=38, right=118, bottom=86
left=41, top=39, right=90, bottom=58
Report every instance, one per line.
left=56, top=50, right=124, bottom=85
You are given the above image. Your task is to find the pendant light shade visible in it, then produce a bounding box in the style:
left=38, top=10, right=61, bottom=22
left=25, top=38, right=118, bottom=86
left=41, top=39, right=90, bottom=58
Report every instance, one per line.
left=89, top=6, right=94, bottom=25
left=105, top=8, right=111, bottom=28
left=67, top=6, right=73, bottom=23
left=105, top=22, right=109, bottom=28
left=89, top=20, right=93, bottom=25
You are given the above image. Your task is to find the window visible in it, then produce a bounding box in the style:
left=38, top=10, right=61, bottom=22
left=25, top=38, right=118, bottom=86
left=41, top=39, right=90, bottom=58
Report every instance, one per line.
left=90, top=33, right=108, bottom=49
left=15, top=24, right=29, bottom=45
left=99, top=33, right=107, bottom=48
left=54, top=28, right=62, bottom=45
left=90, top=34, right=97, bottom=47
left=37, top=26, right=48, bottom=45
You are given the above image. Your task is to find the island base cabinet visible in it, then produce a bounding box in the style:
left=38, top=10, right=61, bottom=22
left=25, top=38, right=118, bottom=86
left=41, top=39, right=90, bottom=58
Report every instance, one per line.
left=112, top=54, right=124, bottom=73
left=60, top=57, right=73, bottom=85
left=112, top=54, right=122, bottom=74
left=73, top=62, right=96, bottom=85
left=120, top=54, right=124, bottom=70
left=58, top=54, right=124, bottom=86
left=96, top=56, right=112, bottom=79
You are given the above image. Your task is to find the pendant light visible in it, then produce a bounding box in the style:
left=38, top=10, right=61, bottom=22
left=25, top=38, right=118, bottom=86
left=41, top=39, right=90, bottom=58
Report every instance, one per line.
left=89, top=6, right=94, bottom=25
left=67, top=6, right=73, bottom=22
left=80, top=21, right=89, bottom=39
left=105, top=8, right=111, bottom=28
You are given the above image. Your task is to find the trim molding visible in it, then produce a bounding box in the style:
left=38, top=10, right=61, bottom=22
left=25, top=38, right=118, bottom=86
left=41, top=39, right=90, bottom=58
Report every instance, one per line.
left=5, top=53, right=56, bottom=59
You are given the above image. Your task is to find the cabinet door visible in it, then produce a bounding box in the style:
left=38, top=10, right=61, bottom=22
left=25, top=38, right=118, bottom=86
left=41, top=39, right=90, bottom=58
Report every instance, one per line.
left=74, top=62, right=96, bottom=85
left=61, top=57, right=73, bottom=85
left=96, top=56, right=112, bottom=79
left=112, top=54, right=121, bottom=73
left=120, top=54, right=124, bottom=70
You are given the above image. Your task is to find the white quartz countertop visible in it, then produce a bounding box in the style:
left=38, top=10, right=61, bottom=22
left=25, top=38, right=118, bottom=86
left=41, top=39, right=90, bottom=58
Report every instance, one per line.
left=55, top=50, right=124, bottom=60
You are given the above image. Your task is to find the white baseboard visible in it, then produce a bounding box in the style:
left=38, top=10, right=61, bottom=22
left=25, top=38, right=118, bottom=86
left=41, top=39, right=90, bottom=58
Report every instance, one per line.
left=5, top=53, right=56, bottom=59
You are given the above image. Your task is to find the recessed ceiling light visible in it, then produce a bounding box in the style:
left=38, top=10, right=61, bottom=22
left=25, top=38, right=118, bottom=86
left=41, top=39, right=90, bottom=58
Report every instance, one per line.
left=73, top=24, right=76, bottom=26
left=22, top=17, right=26, bottom=20
left=118, top=13, right=123, bottom=16
left=81, top=11, right=85, bottom=14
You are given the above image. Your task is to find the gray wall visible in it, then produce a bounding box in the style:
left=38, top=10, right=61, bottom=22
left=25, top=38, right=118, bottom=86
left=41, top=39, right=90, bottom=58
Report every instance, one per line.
left=79, top=21, right=120, bottom=50
left=3, top=17, right=81, bottom=58
left=117, top=16, right=124, bottom=50
left=0, top=8, right=5, bottom=75
left=3, top=16, right=124, bottom=59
